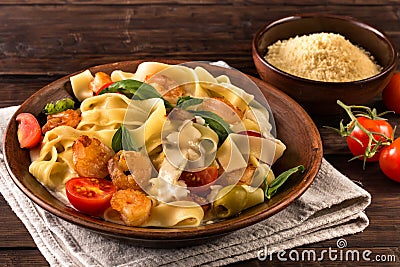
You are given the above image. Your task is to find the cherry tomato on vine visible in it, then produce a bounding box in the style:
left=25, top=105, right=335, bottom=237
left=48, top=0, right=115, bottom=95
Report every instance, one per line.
left=379, top=138, right=400, bottom=183
left=65, top=177, right=116, bottom=216
left=16, top=113, right=42, bottom=149
left=382, top=72, right=400, bottom=114
left=346, top=116, right=393, bottom=162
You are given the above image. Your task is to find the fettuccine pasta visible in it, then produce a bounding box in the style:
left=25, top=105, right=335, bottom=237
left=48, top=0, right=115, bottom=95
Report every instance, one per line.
left=26, top=61, right=287, bottom=228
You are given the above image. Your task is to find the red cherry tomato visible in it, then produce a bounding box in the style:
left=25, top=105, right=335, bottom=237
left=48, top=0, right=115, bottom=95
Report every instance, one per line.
left=95, top=82, right=114, bottom=95
left=379, top=138, right=400, bottom=183
left=346, top=116, right=393, bottom=162
left=180, top=166, right=218, bottom=193
left=238, top=130, right=263, bottom=138
left=65, top=177, right=116, bottom=216
left=16, top=113, right=42, bottom=149
left=382, top=72, right=400, bottom=114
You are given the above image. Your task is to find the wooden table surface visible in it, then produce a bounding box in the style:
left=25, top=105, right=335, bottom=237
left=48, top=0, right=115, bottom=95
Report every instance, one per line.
left=1, top=1, right=399, bottom=266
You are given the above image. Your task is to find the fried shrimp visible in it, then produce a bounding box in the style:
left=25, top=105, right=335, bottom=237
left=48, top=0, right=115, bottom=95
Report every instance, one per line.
left=146, top=74, right=185, bottom=105
left=72, top=135, right=114, bottom=178
left=107, top=150, right=152, bottom=190
left=110, top=188, right=152, bottom=226
left=89, top=71, right=112, bottom=93
left=42, top=109, right=81, bottom=134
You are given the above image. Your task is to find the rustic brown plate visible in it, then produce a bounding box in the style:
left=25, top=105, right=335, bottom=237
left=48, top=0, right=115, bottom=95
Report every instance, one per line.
left=3, top=60, right=322, bottom=248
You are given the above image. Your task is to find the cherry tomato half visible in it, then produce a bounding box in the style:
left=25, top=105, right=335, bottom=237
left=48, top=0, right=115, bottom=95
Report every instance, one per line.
left=16, top=113, right=42, bottom=149
left=65, top=177, right=116, bottom=216
left=95, top=82, right=114, bottom=95
left=180, top=166, right=218, bottom=193
left=238, top=130, right=263, bottom=138
left=379, top=138, right=400, bottom=183
left=346, top=116, right=393, bottom=162
left=382, top=72, right=400, bottom=114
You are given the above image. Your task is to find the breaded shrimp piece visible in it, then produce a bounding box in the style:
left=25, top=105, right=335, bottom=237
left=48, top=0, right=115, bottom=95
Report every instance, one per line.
left=89, top=71, right=112, bottom=93
left=110, top=188, right=152, bottom=226
left=107, top=150, right=152, bottom=190
left=42, top=109, right=81, bottom=134
left=72, top=135, right=114, bottom=178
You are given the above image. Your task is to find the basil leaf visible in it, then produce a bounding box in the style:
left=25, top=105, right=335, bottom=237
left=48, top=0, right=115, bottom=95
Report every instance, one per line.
left=111, top=126, right=123, bottom=152
left=111, top=125, right=138, bottom=152
left=264, top=174, right=269, bottom=196
left=43, top=98, right=75, bottom=115
left=176, top=96, right=203, bottom=109
left=188, top=110, right=232, bottom=146
left=99, top=79, right=172, bottom=109
left=265, top=165, right=305, bottom=199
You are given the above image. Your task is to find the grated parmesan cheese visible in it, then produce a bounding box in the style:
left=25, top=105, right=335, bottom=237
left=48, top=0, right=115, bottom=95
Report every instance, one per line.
left=264, top=32, right=381, bottom=82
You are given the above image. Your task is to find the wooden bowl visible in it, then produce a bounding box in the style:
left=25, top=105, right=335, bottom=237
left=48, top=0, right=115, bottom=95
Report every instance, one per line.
left=252, top=13, right=398, bottom=115
left=3, top=60, right=322, bottom=247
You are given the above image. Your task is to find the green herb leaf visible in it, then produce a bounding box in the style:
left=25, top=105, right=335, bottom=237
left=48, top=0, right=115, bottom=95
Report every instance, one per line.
left=265, top=165, right=305, bottom=199
left=188, top=110, right=232, bottom=146
left=176, top=96, right=203, bottom=109
left=99, top=79, right=172, bottom=109
left=111, top=126, right=123, bottom=152
left=43, top=98, right=75, bottom=115
left=111, top=125, right=138, bottom=152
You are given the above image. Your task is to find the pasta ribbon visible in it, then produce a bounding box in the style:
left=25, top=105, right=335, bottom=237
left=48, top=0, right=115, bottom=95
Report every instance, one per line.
left=142, top=201, right=204, bottom=228
left=125, top=98, right=166, bottom=154
left=70, top=69, right=94, bottom=101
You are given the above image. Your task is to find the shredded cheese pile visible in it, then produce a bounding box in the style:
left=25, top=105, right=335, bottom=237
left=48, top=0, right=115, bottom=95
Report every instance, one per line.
left=264, top=32, right=381, bottom=82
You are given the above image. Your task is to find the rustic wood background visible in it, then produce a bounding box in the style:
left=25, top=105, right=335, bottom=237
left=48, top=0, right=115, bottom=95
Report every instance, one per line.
left=1, top=0, right=399, bottom=266
left=1, top=0, right=399, bottom=106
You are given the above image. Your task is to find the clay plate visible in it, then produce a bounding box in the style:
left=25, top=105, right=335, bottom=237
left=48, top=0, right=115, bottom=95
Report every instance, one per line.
left=3, top=60, right=322, bottom=248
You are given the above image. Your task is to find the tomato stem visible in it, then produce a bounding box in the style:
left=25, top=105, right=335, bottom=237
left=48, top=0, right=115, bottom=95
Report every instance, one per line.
left=335, top=100, right=393, bottom=169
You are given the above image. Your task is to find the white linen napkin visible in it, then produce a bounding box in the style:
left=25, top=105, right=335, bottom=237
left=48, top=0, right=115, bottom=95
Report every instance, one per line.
left=0, top=105, right=370, bottom=267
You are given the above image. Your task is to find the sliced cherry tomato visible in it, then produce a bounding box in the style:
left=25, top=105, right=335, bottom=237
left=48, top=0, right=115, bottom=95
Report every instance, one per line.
left=382, top=72, right=400, bottom=114
left=95, top=82, right=114, bottom=95
left=65, top=177, right=116, bottom=216
left=238, top=130, right=262, bottom=138
left=379, top=138, right=400, bottom=183
left=180, top=166, right=218, bottom=193
left=346, top=116, right=393, bottom=162
left=16, top=113, right=42, bottom=149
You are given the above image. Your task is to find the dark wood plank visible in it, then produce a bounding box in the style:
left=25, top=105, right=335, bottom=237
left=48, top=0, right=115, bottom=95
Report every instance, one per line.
left=0, top=76, right=59, bottom=108
left=0, top=250, right=48, bottom=266
left=0, top=0, right=398, bottom=5
left=0, top=4, right=398, bottom=75
left=0, top=196, right=36, bottom=248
